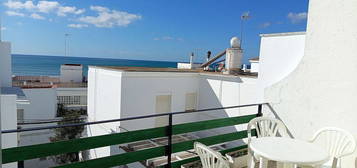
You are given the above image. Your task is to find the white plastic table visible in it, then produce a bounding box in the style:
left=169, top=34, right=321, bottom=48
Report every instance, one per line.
left=249, top=137, right=329, bottom=168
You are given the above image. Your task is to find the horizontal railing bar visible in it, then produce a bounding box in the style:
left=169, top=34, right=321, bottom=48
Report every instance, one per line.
left=172, top=130, right=249, bottom=153
left=2, top=115, right=255, bottom=163
left=160, top=145, right=248, bottom=168
left=2, top=103, right=266, bottom=134
left=53, top=130, right=250, bottom=168
left=172, top=114, right=256, bottom=135
left=53, top=146, right=166, bottom=168
left=2, top=127, right=167, bottom=164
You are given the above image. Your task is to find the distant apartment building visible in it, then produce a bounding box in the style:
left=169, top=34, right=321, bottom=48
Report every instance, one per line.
left=10, top=64, right=87, bottom=168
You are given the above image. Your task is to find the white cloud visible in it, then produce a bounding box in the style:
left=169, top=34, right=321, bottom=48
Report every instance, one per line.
left=78, top=5, right=141, bottom=28
left=287, top=12, right=307, bottom=24
left=6, top=10, right=25, bottom=17
left=68, top=23, right=88, bottom=28
left=154, top=36, right=183, bottom=41
left=4, top=0, right=35, bottom=10
left=57, top=6, right=85, bottom=16
left=1, top=27, right=6, bottom=31
left=4, top=0, right=85, bottom=18
left=37, top=1, right=59, bottom=13
left=30, top=13, right=45, bottom=20
left=90, top=6, right=109, bottom=13
left=260, top=22, right=271, bottom=28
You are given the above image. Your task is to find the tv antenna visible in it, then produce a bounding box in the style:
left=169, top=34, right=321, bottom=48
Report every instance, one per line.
left=240, top=11, right=251, bottom=47
left=64, top=33, right=71, bottom=56
left=0, top=16, right=3, bottom=42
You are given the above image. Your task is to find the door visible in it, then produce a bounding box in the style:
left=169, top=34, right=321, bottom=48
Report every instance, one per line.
left=155, top=95, right=171, bottom=127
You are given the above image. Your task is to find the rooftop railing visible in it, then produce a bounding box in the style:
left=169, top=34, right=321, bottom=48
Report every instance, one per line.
left=1, top=103, right=266, bottom=168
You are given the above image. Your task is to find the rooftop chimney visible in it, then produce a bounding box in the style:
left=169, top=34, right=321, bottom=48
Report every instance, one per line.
left=189, top=52, right=194, bottom=69
left=224, top=37, right=243, bottom=74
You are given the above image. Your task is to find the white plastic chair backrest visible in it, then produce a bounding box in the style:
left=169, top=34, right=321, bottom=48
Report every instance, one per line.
left=310, top=127, right=356, bottom=159
left=194, top=142, right=230, bottom=168
left=247, top=117, right=288, bottom=143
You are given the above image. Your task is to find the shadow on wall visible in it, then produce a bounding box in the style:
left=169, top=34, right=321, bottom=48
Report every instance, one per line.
left=195, top=75, right=250, bottom=148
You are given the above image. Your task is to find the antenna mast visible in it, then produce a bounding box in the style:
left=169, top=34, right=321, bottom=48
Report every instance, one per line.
left=0, top=16, right=2, bottom=42
left=64, top=33, right=71, bottom=56
left=240, top=12, right=251, bottom=47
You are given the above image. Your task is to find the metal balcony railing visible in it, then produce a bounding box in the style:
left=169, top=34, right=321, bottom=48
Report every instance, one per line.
left=1, top=103, right=266, bottom=168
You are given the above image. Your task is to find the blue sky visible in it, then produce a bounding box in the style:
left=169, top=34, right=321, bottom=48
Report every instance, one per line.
left=1, top=0, right=309, bottom=63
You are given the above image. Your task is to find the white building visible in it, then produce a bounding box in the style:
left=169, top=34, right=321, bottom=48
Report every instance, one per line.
left=60, top=64, right=83, bottom=83
left=87, top=64, right=260, bottom=159
left=0, top=42, right=12, bottom=87
left=249, top=57, right=259, bottom=73
left=16, top=86, right=87, bottom=168
left=0, top=41, right=27, bottom=168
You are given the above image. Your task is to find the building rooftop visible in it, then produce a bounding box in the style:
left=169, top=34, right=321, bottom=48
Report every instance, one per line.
left=91, top=66, right=258, bottom=78
left=249, top=57, right=259, bottom=61
left=62, top=64, right=82, bottom=66
left=1, top=87, right=29, bottom=104
left=260, top=31, right=306, bottom=37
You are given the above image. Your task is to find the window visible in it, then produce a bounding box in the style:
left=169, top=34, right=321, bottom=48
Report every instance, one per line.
left=57, top=96, right=81, bottom=105
left=185, top=93, right=197, bottom=111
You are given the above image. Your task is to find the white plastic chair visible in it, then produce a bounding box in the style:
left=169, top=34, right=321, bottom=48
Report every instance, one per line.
left=194, top=142, right=232, bottom=168
left=308, top=127, right=356, bottom=168
left=247, top=117, right=288, bottom=143
left=247, top=117, right=289, bottom=168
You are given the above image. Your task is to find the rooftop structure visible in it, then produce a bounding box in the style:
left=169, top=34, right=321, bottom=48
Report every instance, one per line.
left=60, top=64, right=83, bottom=83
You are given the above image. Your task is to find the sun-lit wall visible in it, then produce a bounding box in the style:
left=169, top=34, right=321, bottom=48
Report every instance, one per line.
left=0, top=42, right=12, bottom=87
left=264, top=0, right=357, bottom=167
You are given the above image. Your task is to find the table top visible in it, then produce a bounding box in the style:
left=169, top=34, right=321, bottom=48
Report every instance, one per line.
left=250, top=137, right=329, bottom=164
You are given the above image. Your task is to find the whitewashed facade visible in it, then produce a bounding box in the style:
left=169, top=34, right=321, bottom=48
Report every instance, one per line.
left=60, top=64, right=83, bottom=83
left=0, top=41, right=18, bottom=168
left=87, top=66, right=260, bottom=159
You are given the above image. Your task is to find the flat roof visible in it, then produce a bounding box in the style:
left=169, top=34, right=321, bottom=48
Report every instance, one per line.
left=1, top=87, right=29, bottom=104
left=93, top=66, right=202, bottom=73
left=260, top=31, right=306, bottom=37
left=62, top=64, right=82, bottom=66
left=90, top=66, right=258, bottom=78
left=249, top=57, right=259, bottom=61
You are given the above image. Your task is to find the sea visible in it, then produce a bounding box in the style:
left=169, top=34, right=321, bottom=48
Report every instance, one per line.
left=12, top=54, right=178, bottom=77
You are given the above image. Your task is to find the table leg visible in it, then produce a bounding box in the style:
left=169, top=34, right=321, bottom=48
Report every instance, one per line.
left=259, top=157, right=268, bottom=168
left=248, top=154, right=255, bottom=168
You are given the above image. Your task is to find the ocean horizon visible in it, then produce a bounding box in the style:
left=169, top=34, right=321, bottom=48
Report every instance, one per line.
left=12, top=54, right=179, bottom=77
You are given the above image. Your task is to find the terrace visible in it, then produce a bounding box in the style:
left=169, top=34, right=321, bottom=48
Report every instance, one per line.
left=1, top=103, right=267, bottom=168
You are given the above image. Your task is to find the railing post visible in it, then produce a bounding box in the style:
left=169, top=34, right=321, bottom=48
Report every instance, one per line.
left=165, top=114, right=173, bottom=168
left=257, top=104, right=263, bottom=117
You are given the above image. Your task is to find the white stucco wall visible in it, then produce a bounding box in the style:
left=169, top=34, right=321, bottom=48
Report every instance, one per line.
left=0, top=42, right=12, bottom=87
left=1, top=95, right=18, bottom=168
left=17, top=87, right=87, bottom=168
left=87, top=67, right=122, bottom=159
left=60, top=65, right=83, bottom=83
left=257, top=32, right=306, bottom=101
left=264, top=0, right=357, bottom=167
left=87, top=66, right=261, bottom=158
left=18, top=89, right=57, bottom=121
left=197, top=75, right=259, bottom=140
left=177, top=63, right=201, bottom=69
left=250, top=62, right=259, bottom=73
left=17, top=88, right=57, bottom=168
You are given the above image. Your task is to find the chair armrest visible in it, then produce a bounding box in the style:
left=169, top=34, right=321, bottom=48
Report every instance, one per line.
left=225, top=154, right=234, bottom=164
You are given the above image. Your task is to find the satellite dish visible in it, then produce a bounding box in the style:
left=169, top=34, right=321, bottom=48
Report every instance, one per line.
left=230, top=37, right=241, bottom=48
